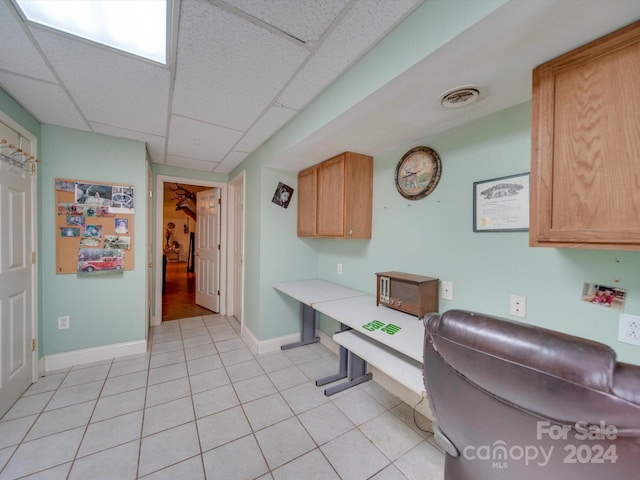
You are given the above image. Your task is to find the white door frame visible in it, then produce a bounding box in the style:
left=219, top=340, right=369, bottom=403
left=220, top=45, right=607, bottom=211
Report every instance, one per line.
left=153, top=175, right=227, bottom=326
left=0, top=110, right=38, bottom=382
left=227, top=171, right=245, bottom=333
left=146, top=160, right=153, bottom=338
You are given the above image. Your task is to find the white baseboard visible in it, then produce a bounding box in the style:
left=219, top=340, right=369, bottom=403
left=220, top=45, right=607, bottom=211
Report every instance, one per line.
left=43, top=340, right=148, bottom=372
left=241, top=326, right=300, bottom=356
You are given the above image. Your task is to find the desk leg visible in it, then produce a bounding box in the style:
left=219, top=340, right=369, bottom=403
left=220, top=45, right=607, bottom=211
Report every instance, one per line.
left=315, top=345, right=348, bottom=386
left=323, top=350, right=372, bottom=396
left=280, top=303, right=320, bottom=350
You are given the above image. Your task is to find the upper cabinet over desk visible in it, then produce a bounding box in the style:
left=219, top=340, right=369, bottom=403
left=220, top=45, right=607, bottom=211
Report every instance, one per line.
left=298, top=151, right=373, bottom=239
left=530, top=20, right=640, bottom=250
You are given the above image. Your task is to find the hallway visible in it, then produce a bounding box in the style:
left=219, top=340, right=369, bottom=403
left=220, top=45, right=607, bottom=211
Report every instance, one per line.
left=162, top=261, right=214, bottom=321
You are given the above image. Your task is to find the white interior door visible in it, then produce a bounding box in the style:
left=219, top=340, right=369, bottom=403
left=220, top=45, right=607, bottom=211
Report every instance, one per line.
left=195, top=188, right=220, bottom=312
left=0, top=121, right=35, bottom=417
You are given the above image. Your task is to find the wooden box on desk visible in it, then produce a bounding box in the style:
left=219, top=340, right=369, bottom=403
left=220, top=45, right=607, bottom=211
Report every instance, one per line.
left=375, top=271, right=438, bottom=319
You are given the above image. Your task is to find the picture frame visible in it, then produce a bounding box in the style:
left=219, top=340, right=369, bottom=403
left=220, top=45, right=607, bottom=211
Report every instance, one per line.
left=272, top=182, right=294, bottom=208
left=473, top=172, right=530, bottom=232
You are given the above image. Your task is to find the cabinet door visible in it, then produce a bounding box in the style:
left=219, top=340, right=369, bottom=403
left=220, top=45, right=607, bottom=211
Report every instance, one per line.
left=317, top=155, right=345, bottom=237
left=297, top=167, right=317, bottom=237
left=531, top=21, right=640, bottom=249
left=344, top=152, right=373, bottom=239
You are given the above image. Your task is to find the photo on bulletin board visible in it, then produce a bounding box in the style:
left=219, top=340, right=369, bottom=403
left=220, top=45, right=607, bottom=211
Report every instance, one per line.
left=75, top=183, right=135, bottom=214
left=66, top=215, right=85, bottom=226
left=60, top=227, right=80, bottom=237
left=115, top=218, right=129, bottom=234
left=104, top=235, right=131, bottom=250
left=77, top=248, right=125, bottom=275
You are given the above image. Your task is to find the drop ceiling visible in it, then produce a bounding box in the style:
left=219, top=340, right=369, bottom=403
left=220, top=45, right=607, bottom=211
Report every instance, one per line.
left=1, top=0, right=639, bottom=175
left=0, top=0, right=422, bottom=173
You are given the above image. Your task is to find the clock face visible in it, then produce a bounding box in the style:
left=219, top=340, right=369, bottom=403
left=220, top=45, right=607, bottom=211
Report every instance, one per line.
left=395, top=146, right=441, bottom=200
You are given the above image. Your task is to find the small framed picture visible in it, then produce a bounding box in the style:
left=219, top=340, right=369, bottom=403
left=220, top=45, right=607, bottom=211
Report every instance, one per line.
left=581, top=283, right=627, bottom=311
left=272, top=182, right=294, bottom=208
left=473, top=172, right=530, bottom=232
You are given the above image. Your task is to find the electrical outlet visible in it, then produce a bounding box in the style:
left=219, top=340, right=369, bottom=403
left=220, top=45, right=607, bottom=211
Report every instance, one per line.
left=509, top=295, right=526, bottom=318
left=337, top=263, right=343, bottom=275
left=58, top=315, right=70, bottom=330
left=619, top=314, right=640, bottom=346
left=441, top=281, right=453, bottom=301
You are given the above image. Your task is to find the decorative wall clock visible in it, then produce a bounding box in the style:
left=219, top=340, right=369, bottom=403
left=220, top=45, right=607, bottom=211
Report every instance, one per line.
left=395, top=146, right=442, bottom=200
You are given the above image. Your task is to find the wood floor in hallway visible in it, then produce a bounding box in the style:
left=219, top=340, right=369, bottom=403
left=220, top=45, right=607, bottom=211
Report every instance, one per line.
left=162, top=260, right=215, bottom=321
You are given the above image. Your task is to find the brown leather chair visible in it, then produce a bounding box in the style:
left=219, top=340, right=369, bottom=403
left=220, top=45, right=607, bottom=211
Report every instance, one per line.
left=423, top=309, right=640, bottom=479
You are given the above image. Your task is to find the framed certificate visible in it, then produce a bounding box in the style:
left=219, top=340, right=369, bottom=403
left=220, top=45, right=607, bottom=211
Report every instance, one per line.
left=473, top=173, right=529, bottom=232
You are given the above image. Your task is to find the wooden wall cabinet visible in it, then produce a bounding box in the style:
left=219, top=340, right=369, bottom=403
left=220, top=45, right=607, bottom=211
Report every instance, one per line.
left=297, top=166, right=317, bottom=236
left=530, top=20, right=640, bottom=250
left=297, top=151, right=373, bottom=239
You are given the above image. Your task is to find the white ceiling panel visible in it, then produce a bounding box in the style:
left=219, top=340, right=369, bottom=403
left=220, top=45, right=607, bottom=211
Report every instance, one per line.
left=29, top=27, right=170, bottom=136
left=166, top=154, right=219, bottom=172
left=235, top=105, right=298, bottom=153
left=0, top=71, right=88, bottom=131
left=90, top=122, right=166, bottom=163
left=167, top=115, right=243, bottom=163
left=221, top=0, right=348, bottom=43
left=278, top=0, right=422, bottom=109
left=0, top=0, right=56, bottom=82
left=171, top=0, right=309, bottom=131
left=215, top=151, right=249, bottom=174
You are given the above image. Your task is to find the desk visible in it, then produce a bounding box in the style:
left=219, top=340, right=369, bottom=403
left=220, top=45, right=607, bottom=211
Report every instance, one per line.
left=273, top=279, right=366, bottom=350
left=313, top=295, right=424, bottom=396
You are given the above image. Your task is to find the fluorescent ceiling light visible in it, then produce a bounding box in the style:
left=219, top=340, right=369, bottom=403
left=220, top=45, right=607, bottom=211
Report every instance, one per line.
left=15, top=0, right=168, bottom=64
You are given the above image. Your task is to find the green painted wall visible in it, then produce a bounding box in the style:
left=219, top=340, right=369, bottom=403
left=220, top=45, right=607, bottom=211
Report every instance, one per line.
left=40, top=126, right=148, bottom=355
left=314, top=103, right=640, bottom=365
left=0, top=89, right=41, bottom=139
left=231, top=0, right=511, bottom=342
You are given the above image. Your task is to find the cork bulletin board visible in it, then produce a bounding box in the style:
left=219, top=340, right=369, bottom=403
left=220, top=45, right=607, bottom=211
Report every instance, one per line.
left=55, top=178, right=135, bottom=275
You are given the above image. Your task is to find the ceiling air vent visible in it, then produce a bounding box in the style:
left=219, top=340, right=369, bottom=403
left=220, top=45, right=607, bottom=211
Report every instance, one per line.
left=439, top=85, right=486, bottom=108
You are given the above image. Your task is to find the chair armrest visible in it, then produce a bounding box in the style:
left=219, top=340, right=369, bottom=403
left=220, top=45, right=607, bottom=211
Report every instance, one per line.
left=613, top=363, right=640, bottom=405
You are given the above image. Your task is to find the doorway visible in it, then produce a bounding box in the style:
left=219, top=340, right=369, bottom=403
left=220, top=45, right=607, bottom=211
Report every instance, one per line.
left=153, top=176, right=227, bottom=325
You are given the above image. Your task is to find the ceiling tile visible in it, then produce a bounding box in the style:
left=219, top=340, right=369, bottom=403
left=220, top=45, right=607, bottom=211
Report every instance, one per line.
left=167, top=115, right=243, bottom=163
left=0, top=1, right=57, bottom=82
left=222, top=0, right=347, bottom=43
left=235, top=105, right=297, bottom=152
left=29, top=27, right=170, bottom=136
left=215, top=151, right=249, bottom=174
left=0, top=71, right=88, bottom=131
left=278, top=0, right=422, bottom=110
left=166, top=155, right=219, bottom=172
left=171, top=0, right=309, bottom=131
left=90, top=122, right=166, bottom=164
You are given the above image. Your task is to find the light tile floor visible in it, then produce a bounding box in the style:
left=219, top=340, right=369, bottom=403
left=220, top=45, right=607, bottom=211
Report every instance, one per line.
left=0, top=315, right=445, bottom=480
